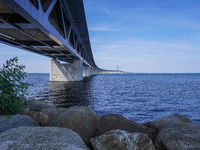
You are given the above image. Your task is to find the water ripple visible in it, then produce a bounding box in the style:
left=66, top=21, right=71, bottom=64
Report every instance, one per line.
left=26, top=73, right=200, bottom=124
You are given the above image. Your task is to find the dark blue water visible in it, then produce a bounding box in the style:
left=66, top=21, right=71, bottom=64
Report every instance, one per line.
left=25, top=73, right=200, bottom=124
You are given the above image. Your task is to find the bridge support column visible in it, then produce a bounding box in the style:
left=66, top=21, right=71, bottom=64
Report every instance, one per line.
left=83, top=67, right=92, bottom=77
left=91, top=69, right=99, bottom=75
left=50, top=59, right=83, bottom=81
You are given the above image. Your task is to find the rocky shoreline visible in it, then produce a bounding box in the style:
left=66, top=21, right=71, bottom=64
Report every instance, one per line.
left=0, top=100, right=200, bottom=150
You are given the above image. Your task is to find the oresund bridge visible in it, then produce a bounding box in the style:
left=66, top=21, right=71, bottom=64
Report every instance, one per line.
left=0, top=0, right=107, bottom=81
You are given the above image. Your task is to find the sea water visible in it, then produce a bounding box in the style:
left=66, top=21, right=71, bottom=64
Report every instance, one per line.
left=25, top=73, right=200, bottom=124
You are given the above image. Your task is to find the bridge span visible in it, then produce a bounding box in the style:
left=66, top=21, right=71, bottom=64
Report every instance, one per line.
left=0, top=0, right=103, bottom=81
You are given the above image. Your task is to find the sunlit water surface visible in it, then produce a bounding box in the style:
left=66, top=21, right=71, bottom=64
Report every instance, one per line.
left=25, top=73, right=200, bottom=124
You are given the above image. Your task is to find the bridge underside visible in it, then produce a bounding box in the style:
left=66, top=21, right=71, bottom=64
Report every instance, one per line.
left=0, top=0, right=100, bottom=81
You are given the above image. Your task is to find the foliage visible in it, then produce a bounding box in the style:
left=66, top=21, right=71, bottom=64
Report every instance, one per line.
left=0, top=57, right=31, bottom=114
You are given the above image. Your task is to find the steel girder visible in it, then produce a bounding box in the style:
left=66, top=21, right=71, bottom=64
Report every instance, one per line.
left=0, top=0, right=97, bottom=68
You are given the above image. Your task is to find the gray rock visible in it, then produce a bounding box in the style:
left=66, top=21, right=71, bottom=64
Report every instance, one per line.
left=19, top=107, right=30, bottom=115
left=48, top=106, right=100, bottom=145
left=26, top=111, right=49, bottom=126
left=144, top=114, right=200, bottom=150
left=97, top=114, right=157, bottom=140
left=0, top=115, right=38, bottom=133
left=0, top=126, right=89, bottom=150
left=144, top=114, right=193, bottom=131
left=90, top=129, right=155, bottom=150
left=28, top=100, right=54, bottom=112
left=41, top=107, right=66, bottom=120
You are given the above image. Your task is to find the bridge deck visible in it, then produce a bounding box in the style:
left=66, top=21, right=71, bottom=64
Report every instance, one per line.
left=0, top=0, right=97, bottom=68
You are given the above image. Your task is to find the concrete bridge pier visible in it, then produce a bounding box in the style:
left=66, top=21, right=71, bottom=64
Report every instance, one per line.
left=83, top=66, right=92, bottom=77
left=91, top=69, right=100, bottom=75
left=50, top=59, right=83, bottom=81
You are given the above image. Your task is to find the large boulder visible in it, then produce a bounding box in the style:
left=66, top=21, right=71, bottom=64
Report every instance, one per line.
left=41, top=107, right=66, bottom=120
left=90, top=129, right=155, bottom=150
left=0, top=115, right=38, bottom=133
left=144, top=114, right=200, bottom=150
left=97, top=114, right=157, bottom=140
left=27, top=100, right=54, bottom=112
left=26, top=111, right=49, bottom=126
left=48, top=106, right=100, bottom=144
left=144, top=114, right=193, bottom=131
left=0, top=126, right=89, bottom=150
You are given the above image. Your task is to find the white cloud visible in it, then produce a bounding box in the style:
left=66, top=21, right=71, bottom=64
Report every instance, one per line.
left=93, top=39, right=200, bottom=55
left=91, top=39, right=200, bottom=72
left=84, top=0, right=113, bottom=17
left=99, top=7, right=112, bottom=17
left=88, top=26, right=119, bottom=31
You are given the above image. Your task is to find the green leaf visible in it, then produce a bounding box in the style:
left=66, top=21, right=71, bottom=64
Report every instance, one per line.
left=0, top=57, right=31, bottom=115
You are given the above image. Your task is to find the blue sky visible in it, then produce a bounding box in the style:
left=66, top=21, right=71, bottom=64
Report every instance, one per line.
left=1, top=0, right=200, bottom=73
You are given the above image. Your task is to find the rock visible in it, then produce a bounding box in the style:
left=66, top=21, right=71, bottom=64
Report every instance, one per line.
left=19, top=107, right=30, bottom=115
left=144, top=114, right=193, bottom=131
left=0, top=141, right=87, bottom=150
left=144, top=114, right=200, bottom=150
left=48, top=106, right=100, bottom=144
left=27, top=100, right=54, bottom=112
left=26, top=111, right=49, bottom=126
left=0, top=126, right=89, bottom=150
left=97, top=114, right=157, bottom=140
left=41, top=107, right=66, bottom=120
left=0, top=115, right=39, bottom=133
left=90, top=129, right=155, bottom=150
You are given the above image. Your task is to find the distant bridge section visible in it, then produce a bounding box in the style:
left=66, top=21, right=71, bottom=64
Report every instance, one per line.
left=0, top=0, right=99, bottom=81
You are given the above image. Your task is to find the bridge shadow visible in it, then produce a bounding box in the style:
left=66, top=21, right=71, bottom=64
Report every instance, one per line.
left=48, top=76, right=96, bottom=108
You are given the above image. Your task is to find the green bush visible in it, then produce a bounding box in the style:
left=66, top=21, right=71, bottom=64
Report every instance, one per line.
left=0, top=57, right=31, bottom=115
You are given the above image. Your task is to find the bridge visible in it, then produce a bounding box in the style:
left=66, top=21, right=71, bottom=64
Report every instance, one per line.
left=0, top=0, right=104, bottom=81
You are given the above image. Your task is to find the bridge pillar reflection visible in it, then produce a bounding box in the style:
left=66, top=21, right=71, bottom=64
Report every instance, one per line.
left=50, top=59, right=83, bottom=81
